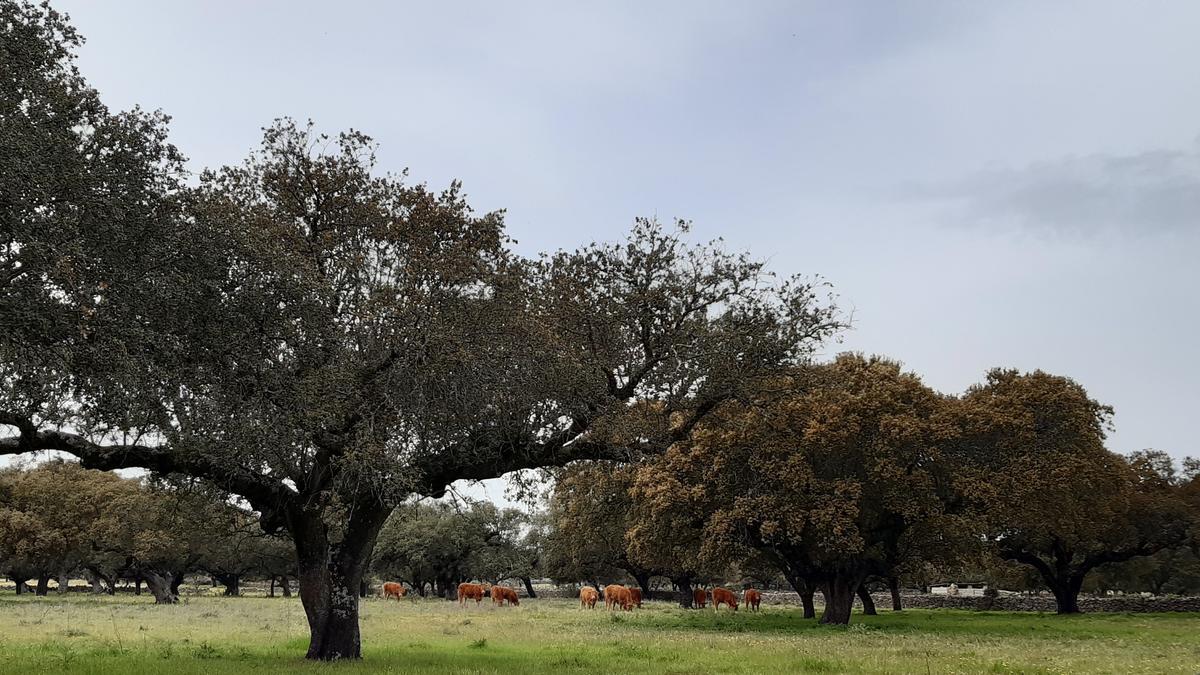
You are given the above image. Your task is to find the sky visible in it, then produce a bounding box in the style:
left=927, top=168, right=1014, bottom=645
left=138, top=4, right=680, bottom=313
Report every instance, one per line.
left=45, top=0, right=1200, bottom=500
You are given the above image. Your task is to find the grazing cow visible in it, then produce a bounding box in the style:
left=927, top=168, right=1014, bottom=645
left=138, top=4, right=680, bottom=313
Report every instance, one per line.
left=579, top=586, right=600, bottom=609
left=382, top=582, right=407, bottom=601
left=626, top=586, right=643, bottom=609
left=603, top=584, right=633, bottom=611
left=692, top=588, right=708, bottom=609
left=712, top=587, right=738, bottom=611
left=744, top=588, right=761, bottom=611
left=458, top=582, right=486, bottom=605
left=491, top=584, right=520, bottom=606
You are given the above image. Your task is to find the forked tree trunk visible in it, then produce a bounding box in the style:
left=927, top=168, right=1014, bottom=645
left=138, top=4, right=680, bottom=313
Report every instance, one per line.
left=819, top=572, right=862, bottom=625
left=856, top=585, right=877, bottom=615
left=291, top=505, right=389, bottom=661
left=522, top=577, right=537, bottom=599
left=141, top=570, right=179, bottom=604
left=888, top=576, right=902, bottom=611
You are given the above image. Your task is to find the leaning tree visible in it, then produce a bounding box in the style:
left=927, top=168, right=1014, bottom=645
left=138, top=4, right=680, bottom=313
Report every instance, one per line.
left=0, top=3, right=841, bottom=659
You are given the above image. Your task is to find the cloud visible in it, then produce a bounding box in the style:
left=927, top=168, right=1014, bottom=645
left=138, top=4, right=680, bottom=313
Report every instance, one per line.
left=911, top=143, right=1200, bottom=236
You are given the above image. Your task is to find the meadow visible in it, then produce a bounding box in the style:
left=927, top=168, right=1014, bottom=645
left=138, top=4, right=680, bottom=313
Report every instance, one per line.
left=0, top=594, right=1195, bottom=674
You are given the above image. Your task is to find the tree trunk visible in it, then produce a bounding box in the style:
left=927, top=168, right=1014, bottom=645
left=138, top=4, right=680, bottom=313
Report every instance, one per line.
left=801, top=587, right=816, bottom=618
left=856, top=585, right=877, bottom=615
left=223, top=574, right=240, bottom=596
left=522, top=577, right=537, bottom=599
left=13, top=577, right=27, bottom=595
left=888, top=576, right=902, bottom=611
left=783, top=572, right=817, bottom=619
left=632, top=571, right=653, bottom=600
left=35, top=575, right=50, bottom=596
left=671, top=575, right=695, bottom=609
left=57, top=572, right=71, bottom=595
left=139, top=570, right=179, bottom=604
left=819, top=572, right=862, bottom=625
left=291, top=504, right=389, bottom=661
left=1050, top=575, right=1085, bottom=614
left=359, top=580, right=369, bottom=598
left=170, top=573, right=184, bottom=597
left=281, top=576, right=292, bottom=597
left=134, top=577, right=142, bottom=595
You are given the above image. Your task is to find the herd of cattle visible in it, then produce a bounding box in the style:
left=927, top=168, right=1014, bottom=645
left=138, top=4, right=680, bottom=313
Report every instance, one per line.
left=381, top=580, right=763, bottom=611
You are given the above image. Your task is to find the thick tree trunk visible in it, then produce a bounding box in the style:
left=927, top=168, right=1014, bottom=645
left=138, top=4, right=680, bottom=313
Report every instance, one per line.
left=57, top=572, right=71, bottom=595
left=291, top=504, right=389, bottom=661
left=170, top=573, right=185, bottom=597
left=671, top=575, right=695, bottom=609
left=223, top=574, right=240, bottom=596
left=35, top=575, right=51, bottom=596
left=856, top=585, right=877, bottom=615
left=819, top=572, right=862, bottom=625
left=522, top=577, right=537, bottom=599
left=888, top=576, right=902, bottom=611
left=281, top=576, right=292, bottom=597
left=1050, top=575, right=1085, bottom=614
left=632, top=571, right=653, bottom=601
left=141, top=570, right=179, bottom=604
left=13, top=577, right=28, bottom=595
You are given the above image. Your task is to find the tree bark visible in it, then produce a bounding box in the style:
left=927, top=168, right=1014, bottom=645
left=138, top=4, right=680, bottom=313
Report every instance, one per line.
left=291, top=503, right=389, bottom=661
left=1050, top=575, right=1085, bottom=614
left=888, top=576, right=902, bottom=611
left=13, top=577, right=28, bottom=595
left=170, top=573, right=185, bottom=597
left=220, top=574, right=240, bottom=596
left=35, top=574, right=50, bottom=596
left=269, top=577, right=276, bottom=597
left=281, top=576, right=292, bottom=597
left=522, top=577, right=537, bottom=599
left=134, top=577, right=142, bottom=595
left=139, top=570, right=179, bottom=604
left=856, top=585, right=877, bottom=615
left=671, top=575, right=695, bottom=609
left=819, top=572, right=862, bottom=625
left=57, top=572, right=71, bottom=595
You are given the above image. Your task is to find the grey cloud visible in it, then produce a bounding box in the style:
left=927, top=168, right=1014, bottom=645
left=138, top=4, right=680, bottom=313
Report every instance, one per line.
left=913, top=144, right=1200, bottom=236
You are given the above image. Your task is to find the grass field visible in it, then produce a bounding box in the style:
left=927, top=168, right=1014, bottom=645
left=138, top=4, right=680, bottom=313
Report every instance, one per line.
left=0, top=594, right=1195, bottom=674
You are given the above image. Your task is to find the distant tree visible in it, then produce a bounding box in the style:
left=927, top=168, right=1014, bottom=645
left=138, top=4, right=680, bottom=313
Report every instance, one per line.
left=955, top=370, right=1194, bottom=614
left=646, top=355, right=965, bottom=624
left=543, top=464, right=661, bottom=598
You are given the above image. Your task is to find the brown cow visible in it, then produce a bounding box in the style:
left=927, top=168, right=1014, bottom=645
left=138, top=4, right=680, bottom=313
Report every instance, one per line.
left=491, top=584, right=520, bottom=606
left=712, top=587, right=738, bottom=610
left=692, top=588, right=709, bottom=609
left=744, top=588, right=761, bottom=611
left=457, top=582, right=486, bottom=605
left=603, top=584, right=633, bottom=611
left=382, top=582, right=407, bottom=601
left=579, top=586, right=599, bottom=609
left=626, top=586, right=643, bottom=609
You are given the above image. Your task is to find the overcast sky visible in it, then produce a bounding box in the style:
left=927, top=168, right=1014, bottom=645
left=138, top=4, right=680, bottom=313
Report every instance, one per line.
left=50, top=1, right=1200, bottom=499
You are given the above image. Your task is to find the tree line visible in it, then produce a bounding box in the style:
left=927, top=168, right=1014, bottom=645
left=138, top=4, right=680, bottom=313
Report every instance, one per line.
left=0, top=1, right=1196, bottom=661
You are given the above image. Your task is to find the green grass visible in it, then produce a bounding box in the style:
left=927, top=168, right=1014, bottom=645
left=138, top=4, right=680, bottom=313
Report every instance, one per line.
left=0, top=594, right=1195, bottom=673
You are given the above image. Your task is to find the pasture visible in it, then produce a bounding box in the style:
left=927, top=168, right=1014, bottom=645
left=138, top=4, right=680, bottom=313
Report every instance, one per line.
left=0, top=594, right=1195, bottom=674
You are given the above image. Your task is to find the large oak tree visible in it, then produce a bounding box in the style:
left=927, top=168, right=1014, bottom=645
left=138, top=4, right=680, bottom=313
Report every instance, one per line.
left=0, top=4, right=841, bottom=658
